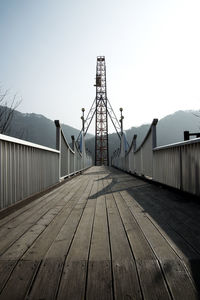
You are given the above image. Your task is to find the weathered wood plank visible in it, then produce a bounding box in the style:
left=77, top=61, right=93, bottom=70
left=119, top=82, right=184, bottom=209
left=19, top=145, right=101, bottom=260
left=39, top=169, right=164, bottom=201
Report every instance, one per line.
left=0, top=175, right=85, bottom=255
left=0, top=174, right=83, bottom=228
left=56, top=174, right=98, bottom=300
left=86, top=261, right=112, bottom=300
left=114, top=192, right=171, bottom=300
left=0, top=175, right=90, bottom=299
left=0, top=166, right=200, bottom=300
left=161, top=259, right=199, bottom=300
left=0, top=261, right=17, bottom=293
left=86, top=179, right=113, bottom=300
left=22, top=177, right=90, bottom=261
left=137, top=259, right=171, bottom=300
left=121, top=188, right=198, bottom=300
left=106, top=187, right=142, bottom=300
left=0, top=260, right=39, bottom=300
left=27, top=178, right=94, bottom=300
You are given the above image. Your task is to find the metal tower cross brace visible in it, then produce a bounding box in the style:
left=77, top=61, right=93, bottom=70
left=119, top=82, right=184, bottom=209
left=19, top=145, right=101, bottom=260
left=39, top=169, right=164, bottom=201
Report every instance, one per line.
left=76, top=56, right=121, bottom=166
left=95, top=56, right=109, bottom=165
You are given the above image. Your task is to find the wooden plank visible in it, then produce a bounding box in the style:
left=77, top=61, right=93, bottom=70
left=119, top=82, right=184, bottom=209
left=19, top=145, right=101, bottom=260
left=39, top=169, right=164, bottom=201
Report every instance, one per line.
left=113, top=192, right=171, bottom=300
left=27, top=178, right=94, bottom=300
left=121, top=187, right=198, bottom=300
left=86, top=261, right=112, bottom=300
left=114, top=192, right=155, bottom=260
left=0, top=166, right=199, bottom=300
left=1, top=206, right=64, bottom=261
left=161, top=259, right=199, bottom=300
left=0, top=175, right=90, bottom=299
left=88, top=182, right=111, bottom=261
left=0, top=174, right=83, bottom=228
left=105, top=186, right=142, bottom=300
left=0, top=176, right=85, bottom=255
left=122, top=187, right=198, bottom=256
left=0, top=260, right=39, bottom=300
left=86, top=178, right=113, bottom=300
left=144, top=184, right=200, bottom=228
left=0, top=261, right=17, bottom=293
left=137, top=185, right=200, bottom=240
left=126, top=186, right=200, bottom=264
left=22, top=176, right=90, bottom=261
left=146, top=189, right=200, bottom=254
left=0, top=174, right=82, bottom=230
left=57, top=174, right=98, bottom=300
left=137, top=259, right=171, bottom=300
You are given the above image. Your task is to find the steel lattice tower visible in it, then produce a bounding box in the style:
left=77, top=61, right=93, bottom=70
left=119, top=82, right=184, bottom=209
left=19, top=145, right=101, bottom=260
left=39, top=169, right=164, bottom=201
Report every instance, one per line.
left=95, top=56, right=109, bottom=165
left=76, top=56, right=122, bottom=166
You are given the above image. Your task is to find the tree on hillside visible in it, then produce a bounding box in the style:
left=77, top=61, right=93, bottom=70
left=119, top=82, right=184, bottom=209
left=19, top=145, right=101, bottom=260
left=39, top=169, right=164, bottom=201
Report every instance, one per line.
left=0, top=87, right=22, bottom=134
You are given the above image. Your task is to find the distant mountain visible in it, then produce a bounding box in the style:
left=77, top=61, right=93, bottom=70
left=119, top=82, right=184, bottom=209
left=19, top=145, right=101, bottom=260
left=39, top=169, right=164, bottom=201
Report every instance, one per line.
left=125, top=110, right=200, bottom=147
left=1, top=107, right=200, bottom=160
left=0, top=106, right=93, bottom=149
left=85, top=110, right=200, bottom=161
left=157, top=110, right=200, bottom=146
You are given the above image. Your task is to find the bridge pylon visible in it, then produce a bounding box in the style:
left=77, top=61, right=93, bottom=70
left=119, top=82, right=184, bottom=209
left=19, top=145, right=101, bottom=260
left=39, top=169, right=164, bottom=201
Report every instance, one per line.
left=95, top=56, right=109, bottom=165
left=76, top=56, right=122, bottom=166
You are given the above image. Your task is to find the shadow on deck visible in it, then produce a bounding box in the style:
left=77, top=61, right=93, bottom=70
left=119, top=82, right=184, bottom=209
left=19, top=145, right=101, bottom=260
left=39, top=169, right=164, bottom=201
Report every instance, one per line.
left=0, top=166, right=199, bottom=300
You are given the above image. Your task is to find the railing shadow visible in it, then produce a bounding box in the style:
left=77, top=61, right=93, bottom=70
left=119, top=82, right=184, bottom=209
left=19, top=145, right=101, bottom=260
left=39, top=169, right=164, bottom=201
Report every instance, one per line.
left=88, top=173, right=148, bottom=200
left=127, top=183, right=200, bottom=298
left=86, top=166, right=200, bottom=297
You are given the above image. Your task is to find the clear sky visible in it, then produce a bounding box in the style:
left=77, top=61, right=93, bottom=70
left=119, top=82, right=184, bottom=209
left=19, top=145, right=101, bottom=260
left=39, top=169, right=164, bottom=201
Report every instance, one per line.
left=1, top=0, right=200, bottom=133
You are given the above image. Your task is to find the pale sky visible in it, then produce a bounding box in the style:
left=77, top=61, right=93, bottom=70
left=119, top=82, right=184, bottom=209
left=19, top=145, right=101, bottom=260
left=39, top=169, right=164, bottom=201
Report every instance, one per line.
left=1, top=0, right=200, bottom=133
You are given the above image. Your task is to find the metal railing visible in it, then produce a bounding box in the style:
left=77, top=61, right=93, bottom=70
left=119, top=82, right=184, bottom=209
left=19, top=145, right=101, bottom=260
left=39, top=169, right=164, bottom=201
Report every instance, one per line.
left=54, top=120, right=92, bottom=179
left=153, top=139, right=200, bottom=195
left=112, top=119, right=200, bottom=197
left=0, top=122, right=93, bottom=210
left=0, top=135, right=59, bottom=210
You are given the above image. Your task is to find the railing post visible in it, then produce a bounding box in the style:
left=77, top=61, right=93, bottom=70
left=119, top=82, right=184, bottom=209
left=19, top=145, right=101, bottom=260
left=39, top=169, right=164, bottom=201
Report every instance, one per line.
left=82, top=131, right=85, bottom=169
left=68, top=147, right=70, bottom=175
left=152, top=119, right=158, bottom=149
left=133, top=134, right=137, bottom=151
left=71, top=135, right=75, bottom=173
left=151, top=119, right=158, bottom=179
left=54, top=120, right=61, bottom=180
left=180, top=146, right=183, bottom=190
left=81, top=108, right=85, bottom=169
left=119, top=107, right=124, bottom=135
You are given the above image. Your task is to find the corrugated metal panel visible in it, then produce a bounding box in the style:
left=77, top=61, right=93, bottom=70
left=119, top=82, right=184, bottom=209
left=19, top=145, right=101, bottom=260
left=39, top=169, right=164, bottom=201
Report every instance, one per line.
left=0, top=137, right=59, bottom=210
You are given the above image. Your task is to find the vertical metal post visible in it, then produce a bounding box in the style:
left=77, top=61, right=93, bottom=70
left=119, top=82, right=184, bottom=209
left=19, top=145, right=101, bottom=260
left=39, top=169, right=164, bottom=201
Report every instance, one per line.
left=71, top=135, right=75, bottom=173
left=152, top=119, right=158, bottom=149
left=133, top=134, right=137, bottom=151
left=81, top=108, right=85, bottom=169
left=81, top=108, right=85, bottom=133
left=151, top=119, right=158, bottom=180
left=54, top=120, right=61, bottom=180
left=180, top=147, right=183, bottom=190
left=71, top=135, right=75, bottom=150
left=119, top=108, right=124, bottom=135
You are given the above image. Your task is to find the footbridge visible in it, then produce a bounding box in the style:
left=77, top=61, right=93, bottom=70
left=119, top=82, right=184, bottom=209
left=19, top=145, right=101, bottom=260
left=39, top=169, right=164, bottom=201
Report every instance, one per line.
left=0, top=117, right=200, bottom=300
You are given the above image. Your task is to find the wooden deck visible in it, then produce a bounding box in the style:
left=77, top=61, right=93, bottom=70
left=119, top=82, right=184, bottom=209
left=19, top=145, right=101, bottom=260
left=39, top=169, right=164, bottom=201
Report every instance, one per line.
left=0, top=166, right=200, bottom=300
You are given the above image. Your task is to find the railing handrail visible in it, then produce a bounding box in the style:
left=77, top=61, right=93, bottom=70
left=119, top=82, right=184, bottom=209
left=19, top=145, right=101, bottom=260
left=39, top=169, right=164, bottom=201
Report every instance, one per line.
left=112, top=118, right=200, bottom=197
left=74, top=140, right=83, bottom=157
left=126, top=134, right=137, bottom=155
left=0, top=133, right=60, bottom=154
left=154, top=137, right=200, bottom=151
left=133, top=118, right=158, bottom=154
left=60, top=129, right=75, bottom=155
left=0, top=121, right=93, bottom=211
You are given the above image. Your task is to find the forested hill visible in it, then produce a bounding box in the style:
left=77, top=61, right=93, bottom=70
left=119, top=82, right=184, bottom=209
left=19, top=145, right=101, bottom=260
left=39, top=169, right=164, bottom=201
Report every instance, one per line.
left=86, top=110, right=200, bottom=161
left=1, top=107, right=200, bottom=157
left=0, top=106, right=93, bottom=149
left=126, top=110, right=200, bottom=147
